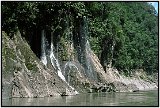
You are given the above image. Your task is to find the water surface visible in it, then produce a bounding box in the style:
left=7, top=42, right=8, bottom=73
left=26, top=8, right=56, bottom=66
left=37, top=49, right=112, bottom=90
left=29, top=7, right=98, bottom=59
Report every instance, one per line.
left=2, top=90, right=158, bottom=106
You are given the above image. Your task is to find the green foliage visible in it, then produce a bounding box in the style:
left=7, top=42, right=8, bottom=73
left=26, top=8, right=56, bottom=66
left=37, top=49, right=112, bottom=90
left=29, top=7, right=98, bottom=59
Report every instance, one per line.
left=87, top=2, right=158, bottom=75
left=2, top=2, right=158, bottom=75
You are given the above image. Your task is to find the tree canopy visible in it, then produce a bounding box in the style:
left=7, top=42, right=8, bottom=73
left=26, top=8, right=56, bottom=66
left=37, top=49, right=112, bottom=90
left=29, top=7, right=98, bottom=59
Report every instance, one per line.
left=2, top=2, right=158, bottom=75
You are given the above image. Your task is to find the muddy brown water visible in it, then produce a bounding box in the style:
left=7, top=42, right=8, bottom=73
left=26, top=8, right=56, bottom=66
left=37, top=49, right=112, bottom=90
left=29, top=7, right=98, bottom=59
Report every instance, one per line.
left=2, top=90, right=158, bottom=106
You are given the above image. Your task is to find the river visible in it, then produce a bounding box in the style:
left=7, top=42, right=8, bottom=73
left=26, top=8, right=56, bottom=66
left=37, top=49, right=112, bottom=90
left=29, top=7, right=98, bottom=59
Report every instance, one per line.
left=2, top=90, right=158, bottom=106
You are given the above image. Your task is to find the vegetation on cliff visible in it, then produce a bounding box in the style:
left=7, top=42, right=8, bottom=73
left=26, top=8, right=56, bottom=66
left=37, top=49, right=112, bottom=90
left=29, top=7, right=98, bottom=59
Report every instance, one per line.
left=2, top=2, right=158, bottom=76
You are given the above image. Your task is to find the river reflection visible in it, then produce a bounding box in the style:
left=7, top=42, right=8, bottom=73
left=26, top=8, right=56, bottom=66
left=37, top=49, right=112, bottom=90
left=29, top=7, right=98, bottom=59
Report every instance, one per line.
left=2, top=90, right=158, bottom=106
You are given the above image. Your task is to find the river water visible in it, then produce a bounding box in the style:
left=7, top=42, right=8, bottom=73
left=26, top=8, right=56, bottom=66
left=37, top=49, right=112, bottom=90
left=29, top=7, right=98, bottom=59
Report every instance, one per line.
left=2, top=90, right=158, bottom=106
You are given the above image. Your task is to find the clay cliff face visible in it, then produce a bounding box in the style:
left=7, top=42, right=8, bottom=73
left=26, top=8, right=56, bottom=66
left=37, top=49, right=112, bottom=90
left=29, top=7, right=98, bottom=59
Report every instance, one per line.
left=2, top=31, right=77, bottom=99
left=2, top=16, right=157, bottom=99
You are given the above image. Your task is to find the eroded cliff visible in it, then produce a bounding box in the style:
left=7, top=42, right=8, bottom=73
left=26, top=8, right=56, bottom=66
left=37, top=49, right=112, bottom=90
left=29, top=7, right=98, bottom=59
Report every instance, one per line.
left=2, top=27, right=157, bottom=99
left=2, top=31, right=78, bottom=99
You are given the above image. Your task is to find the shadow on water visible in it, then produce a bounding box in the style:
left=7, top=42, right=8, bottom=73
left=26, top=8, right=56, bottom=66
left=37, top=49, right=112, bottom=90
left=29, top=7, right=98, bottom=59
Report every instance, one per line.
left=2, top=90, right=158, bottom=106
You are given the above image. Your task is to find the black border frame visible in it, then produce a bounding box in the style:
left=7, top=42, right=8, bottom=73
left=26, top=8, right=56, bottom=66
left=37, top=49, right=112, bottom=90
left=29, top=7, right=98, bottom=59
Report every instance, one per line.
left=1, top=0, right=159, bottom=107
